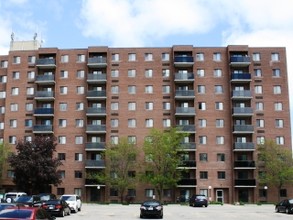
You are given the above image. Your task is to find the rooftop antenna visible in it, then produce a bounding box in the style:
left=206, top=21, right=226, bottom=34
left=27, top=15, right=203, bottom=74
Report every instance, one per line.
left=33, top=32, right=37, bottom=40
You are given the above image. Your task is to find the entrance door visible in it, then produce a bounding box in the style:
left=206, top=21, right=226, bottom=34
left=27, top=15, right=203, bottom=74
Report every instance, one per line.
left=216, top=190, right=224, bottom=203
left=238, top=189, right=249, bottom=203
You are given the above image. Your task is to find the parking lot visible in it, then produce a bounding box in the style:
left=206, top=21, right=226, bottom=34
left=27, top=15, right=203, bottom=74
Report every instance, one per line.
left=64, top=203, right=291, bottom=220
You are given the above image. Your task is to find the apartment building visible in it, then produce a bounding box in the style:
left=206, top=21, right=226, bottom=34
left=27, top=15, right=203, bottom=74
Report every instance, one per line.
left=0, top=39, right=291, bottom=204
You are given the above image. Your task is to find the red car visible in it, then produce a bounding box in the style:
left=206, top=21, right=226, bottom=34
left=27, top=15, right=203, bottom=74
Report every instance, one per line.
left=0, top=207, right=55, bottom=219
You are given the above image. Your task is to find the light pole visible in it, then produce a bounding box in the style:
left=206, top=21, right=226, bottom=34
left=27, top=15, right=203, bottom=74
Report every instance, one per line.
left=208, top=186, right=212, bottom=202
left=264, top=186, right=268, bottom=201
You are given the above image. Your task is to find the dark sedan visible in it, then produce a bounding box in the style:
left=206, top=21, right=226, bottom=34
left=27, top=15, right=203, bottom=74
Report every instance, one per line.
left=140, top=200, right=163, bottom=219
left=275, top=198, right=293, bottom=214
left=42, top=199, right=71, bottom=217
left=14, top=195, right=42, bottom=207
left=189, top=195, right=208, bottom=207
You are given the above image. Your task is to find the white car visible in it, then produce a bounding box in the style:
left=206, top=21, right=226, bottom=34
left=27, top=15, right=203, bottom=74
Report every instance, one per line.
left=3, top=192, right=27, bottom=203
left=60, top=194, right=82, bottom=213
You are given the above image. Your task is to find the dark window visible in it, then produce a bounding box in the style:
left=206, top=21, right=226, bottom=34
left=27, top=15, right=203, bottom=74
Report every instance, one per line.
left=57, top=188, right=65, bottom=195
left=280, top=189, right=287, bottom=197
left=75, top=171, right=82, bottom=178
left=110, top=188, right=118, bottom=196
left=58, top=153, right=66, bottom=160
left=217, top=171, right=225, bottom=179
left=200, top=171, right=208, bottom=179
left=199, top=153, right=208, bottom=162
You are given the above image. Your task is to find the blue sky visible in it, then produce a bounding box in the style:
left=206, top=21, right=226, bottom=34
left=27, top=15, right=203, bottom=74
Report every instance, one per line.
left=1, top=0, right=293, bottom=146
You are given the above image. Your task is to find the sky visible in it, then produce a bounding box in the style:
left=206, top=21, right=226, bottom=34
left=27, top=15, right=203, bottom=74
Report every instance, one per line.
left=0, top=0, right=293, bottom=146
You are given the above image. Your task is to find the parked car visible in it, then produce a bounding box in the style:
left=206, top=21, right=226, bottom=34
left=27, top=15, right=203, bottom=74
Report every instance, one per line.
left=14, top=195, right=42, bottom=207
left=140, top=200, right=163, bottom=219
left=2, top=192, right=27, bottom=203
left=42, top=199, right=71, bottom=217
left=38, top=193, right=57, bottom=202
left=275, top=198, right=293, bottom=214
left=60, top=194, right=82, bottom=213
left=0, top=206, right=56, bottom=219
left=189, top=194, right=208, bottom=207
left=0, top=203, right=17, bottom=211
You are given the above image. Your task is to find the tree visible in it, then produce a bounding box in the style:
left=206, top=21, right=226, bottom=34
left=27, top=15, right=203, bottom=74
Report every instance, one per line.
left=0, top=143, right=10, bottom=185
left=96, top=138, right=138, bottom=204
left=257, top=139, right=293, bottom=201
left=142, top=128, right=188, bottom=201
left=8, top=135, right=62, bottom=194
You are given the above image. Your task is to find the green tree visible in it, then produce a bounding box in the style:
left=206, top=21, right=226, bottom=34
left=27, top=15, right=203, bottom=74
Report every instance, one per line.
left=0, top=143, right=10, bottom=185
left=142, top=128, right=188, bottom=201
left=257, top=140, right=293, bottom=201
left=8, top=135, right=62, bottom=194
left=96, top=138, right=138, bottom=203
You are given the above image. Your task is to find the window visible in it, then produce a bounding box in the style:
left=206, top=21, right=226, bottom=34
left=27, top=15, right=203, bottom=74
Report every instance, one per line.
left=257, top=136, right=265, bottom=144
left=61, top=55, right=69, bottom=63
left=145, top=69, right=153, bottom=78
left=75, top=153, right=83, bottom=161
left=111, top=136, right=119, bottom=144
left=75, top=136, right=83, bottom=144
left=162, top=85, right=170, bottom=94
left=145, top=102, right=153, bottom=110
left=74, top=171, right=82, bottom=178
left=75, top=119, right=84, bottom=127
left=111, top=102, right=119, bottom=111
left=162, top=53, right=170, bottom=61
left=0, top=106, right=4, bottom=114
left=128, top=85, right=136, bottom=94
left=59, top=119, right=67, bottom=127
left=9, top=136, right=16, bottom=144
left=145, top=189, right=155, bottom=198
left=218, top=171, right=226, bottom=179
left=76, top=70, right=85, bottom=78
left=12, top=71, right=20, bottom=79
left=198, top=119, right=207, bottom=128
left=76, top=86, right=84, bottom=94
left=256, top=102, right=264, bottom=111
left=198, top=102, right=206, bottom=110
left=254, top=85, right=263, bottom=94
left=1, top=60, right=8, bottom=68
left=197, top=69, right=205, bottom=77
left=217, top=153, right=225, bottom=161
left=280, top=189, right=287, bottom=197
left=271, top=53, right=279, bottom=61
left=77, top=54, right=85, bottom=62
left=60, top=70, right=68, bottom=78
left=273, top=85, right=281, bottom=94
left=256, top=119, right=265, bottom=128
left=214, top=69, right=222, bottom=77
left=111, top=119, right=119, bottom=128
left=58, top=171, right=65, bottom=179
left=57, top=188, right=65, bottom=195
left=252, top=53, right=261, bottom=61
left=0, top=76, right=7, bottom=83
left=215, top=102, right=223, bottom=110
left=163, top=119, right=171, bottom=127
left=11, top=87, right=19, bottom=95
left=254, top=69, right=262, bottom=77
left=145, top=119, right=153, bottom=128
left=128, top=53, right=136, bottom=61
left=0, top=122, right=4, bottom=129
left=199, top=136, right=207, bottom=145
left=214, top=85, right=223, bottom=94
left=128, top=119, right=136, bottom=128
left=111, top=86, right=119, bottom=94
left=58, top=136, right=66, bottom=144
left=26, top=103, right=33, bottom=111
left=10, top=103, right=18, bottom=112
left=76, top=102, right=84, bottom=110
left=112, top=53, right=119, bottom=62
left=162, top=69, right=170, bottom=78
left=273, top=69, right=281, bottom=77
left=13, top=56, right=21, bottom=64
left=213, top=52, right=221, bottom=61
left=128, top=136, right=136, bottom=144
left=196, top=53, right=204, bottom=61
left=200, top=171, right=208, bottom=179
left=128, top=69, right=136, bottom=77
left=216, top=119, right=224, bottom=128
left=163, top=102, right=170, bottom=110
left=145, top=85, right=153, bottom=94
left=216, top=136, right=224, bottom=145
left=26, top=87, right=34, bottom=95
left=198, top=85, right=205, bottom=94
left=59, top=103, right=67, bottom=111
left=24, top=119, right=32, bottom=127
left=145, top=53, right=153, bottom=61
left=275, top=119, right=284, bottom=128
left=0, top=91, right=6, bottom=98
left=58, top=153, right=66, bottom=160
left=276, top=136, right=285, bottom=145
left=111, top=69, right=119, bottom=77
left=274, top=102, right=283, bottom=111
left=27, top=71, right=35, bottom=80
left=9, top=119, right=17, bottom=128
left=128, top=102, right=136, bottom=111
left=60, top=86, right=68, bottom=95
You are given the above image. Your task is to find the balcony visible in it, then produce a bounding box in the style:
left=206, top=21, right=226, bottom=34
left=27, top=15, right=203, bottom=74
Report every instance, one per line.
left=234, top=161, right=256, bottom=169
left=85, top=179, right=105, bottom=186
left=86, top=107, right=106, bottom=116
left=36, top=58, right=56, bottom=69
left=87, top=57, right=107, bottom=68
left=86, top=125, right=106, bottom=133
left=234, top=142, right=255, bottom=151
left=33, top=108, right=54, bottom=116
left=233, top=125, right=254, bottom=133
left=178, top=160, right=196, bottom=168
left=176, top=125, right=196, bottom=133
left=33, top=125, right=53, bottom=133
left=34, top=91, right=54, bottom=101
left=174, top=56, right=194, bottom=67
left=177, top=178, right=197, bottom=186
left=231, top=73, right=251, bottom=83
left=85, top=160, right=105, bottom=168
left=232, top=90, right=252, bottom=99
left=232, top=107, right=253, bottom=116
left=175, top=90, right=195, bottom=100
left=175, top=107, right=195, bottom=116
left=87, top=73, right=107, bottom=84
left=86, top=90, right=107, bottom=100
left=234, top=179, right=256, bottom=187
left=85, top=142, right=106, bottom=151
left=179, top=142, right=196, bottom=151
left=230, top=56, right=251, bottom=67
left=174, top=73, right=194, bottom=83
left=35, top=75, right=55, bottom=84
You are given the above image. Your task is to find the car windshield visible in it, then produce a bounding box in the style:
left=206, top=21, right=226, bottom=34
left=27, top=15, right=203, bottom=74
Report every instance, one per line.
left=196, top=196, right=206, bottom=199
left=143, top=201, right=160, bottom=206
left=61, top=196, right=75, bottom=201
left=0, top=209, right=32, bottom=218
left=289, top=199, right=293, bottom=204
left=15, top=196, right=32, bottom=202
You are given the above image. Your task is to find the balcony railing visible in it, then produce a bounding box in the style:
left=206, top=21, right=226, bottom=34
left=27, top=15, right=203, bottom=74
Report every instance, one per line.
left=36, top=58, right=56, bottom=69
left=85, top=142, right=106, bottom=151
left=232, top=107, right=253, bottom=116
left=175, top=90, right=195, bottom=99
left=175, top=107, right=195, bottom=116
left=234, top=179, right=256, bottom=186
left=231, top=73, right=251, bottom=81
left=86, top=125, right=106, bottom=133
left=234, top=142, right=255, bottom=151
left=177, top=178, right=197, bottom=186
left=230, top=56, right=251, bottom=66
left=174, top=73, right=194, bottom=82
left=87, top=74, right=107, bottom=83
left=179, top=143, right=196, bottom=151
left=35, top=75, right=55, bottom=84
left=176, top=125, right=196, bottom=133
left=86, top=107, right=106, bottom=116
left=233, top=125, right=254, bottom=133
left=178, top=160, right=196, bottom=167
left=85, top=160, right=105, bottom=168
left=35, top=91, right=54, bottom=99
left=87, top=57, right=107, bottom=67
left=86, top=90, right=106, bottom=99
left=174, top=56, right=194, bottom=67
left=232, top=90, right=252, bottom=99
left=33, top=125, right=53, bottom=133
left=33, top=108, right=54, bottom=116
left=234, top=160, right=256, bottom=168
left=85, top=179, right=104, bottom=185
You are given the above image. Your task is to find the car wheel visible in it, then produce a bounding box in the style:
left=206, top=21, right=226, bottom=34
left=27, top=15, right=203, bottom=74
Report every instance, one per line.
left=275, top=207, right=279, bottom=213
left=140, top=214, right=144, bottom=219
left=285, top=208, right=289, bottom=214
left=78, top=206, right=81, bottom=211
left=60, top=210, right=65, bottom=217
left=159, top=214, right=163, bottom=219
left=67, top=209, right=71, bottom=215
